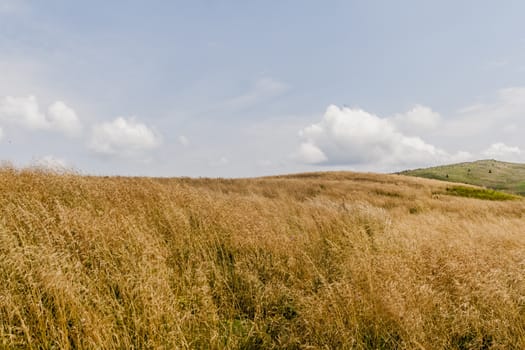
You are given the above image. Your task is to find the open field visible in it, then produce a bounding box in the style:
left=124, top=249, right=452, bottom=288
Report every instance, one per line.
left=1, top=167, right=525, bottom=349
left=399, top=159, right=525, bottom=195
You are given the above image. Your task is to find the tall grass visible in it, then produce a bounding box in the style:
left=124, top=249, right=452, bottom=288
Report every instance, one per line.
left=0, top=167, right=524, bottom=349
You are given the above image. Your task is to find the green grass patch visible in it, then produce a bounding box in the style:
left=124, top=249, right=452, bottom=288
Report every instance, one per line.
left=444, top=186, right=518, bottom=201
left=400, top=159, right=525, bottom=196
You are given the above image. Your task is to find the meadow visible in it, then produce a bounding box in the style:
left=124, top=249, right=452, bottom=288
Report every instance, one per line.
left=0, top=166, right=524, bottom=349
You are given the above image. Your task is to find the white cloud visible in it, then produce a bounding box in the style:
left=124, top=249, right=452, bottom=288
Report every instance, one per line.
left=483, top=142, right=522, bottom=161
left=0, top=95, right=48, bottom=129
left=297, top=105, right=470, bottom=168
left=47, top=101, right=82, bottom=136
left=178, top=135, right=189, bottom=147
left=89, top=117, right=161, bottom=157
left=0, top=95, right=82, bottom=136
left=390, top=105, right=441, bottom=135
left=296, top=87, right=525, bottom=170
left=33, top=155, right=68, bottom=171
left=297, top=142, right=327, bottom=164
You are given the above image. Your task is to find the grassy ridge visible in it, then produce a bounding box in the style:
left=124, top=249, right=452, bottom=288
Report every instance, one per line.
left=399, top=159, right=525, bottom=195
left=1, top=167, right=525, bottom=348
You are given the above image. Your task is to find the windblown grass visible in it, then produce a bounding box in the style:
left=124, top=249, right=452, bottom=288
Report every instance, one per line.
left=0, top=167, right=524, bottom=349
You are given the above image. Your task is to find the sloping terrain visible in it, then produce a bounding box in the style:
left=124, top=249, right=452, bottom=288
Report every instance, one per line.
left=399, top=159, right=525, bottom=195
left=1, top=167, right=524, bottom=349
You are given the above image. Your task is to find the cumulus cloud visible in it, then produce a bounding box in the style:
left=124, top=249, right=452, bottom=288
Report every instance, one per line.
left=0, top=95, right=47, bottom=129
left=483, top=143, right=522, bottom=161
left=296, top=87, right=525, bottom=170
left=178, top=135, right=189, bottom=147
left=297, top=142, right=327, bottom=164
left=390, top=105, right=441, bottom=135
left=47, top=101, right=82, bottom=136
left=89, top=117, right=161, bottom=157
left=0, top=95, right=82, bottom=136
left=297, top=105, right=470, bottom=168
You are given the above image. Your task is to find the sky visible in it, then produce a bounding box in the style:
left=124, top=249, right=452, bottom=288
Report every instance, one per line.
left=1, top=0, right=525, bottom=177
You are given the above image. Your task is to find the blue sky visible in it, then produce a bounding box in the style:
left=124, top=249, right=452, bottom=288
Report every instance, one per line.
left=1, top=1, right=525, bottom=177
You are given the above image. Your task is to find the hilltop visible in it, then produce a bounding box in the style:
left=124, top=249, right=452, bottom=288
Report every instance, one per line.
left=0, top=167, right=524, bottom=349
left=399, top=159, right=525, bottom=195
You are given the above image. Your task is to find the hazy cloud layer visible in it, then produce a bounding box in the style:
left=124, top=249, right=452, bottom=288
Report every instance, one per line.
left=224, top=77, right=289, bottom=111
left=89, top=117, right=161, bottom=157
left=483, top=142, right=522, bottom=161
left=33, top=155, right=68, bottom=171
left=0, top=96, right=82, bottom=137
left=209, top=156, right=229, bottom=167
left=0, top=0, right=26, bottom=13
left=445, top=87, right=525, bottom=138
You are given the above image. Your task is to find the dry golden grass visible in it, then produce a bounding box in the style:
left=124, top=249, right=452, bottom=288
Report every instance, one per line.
left=0, top=166, right=524, bottom=349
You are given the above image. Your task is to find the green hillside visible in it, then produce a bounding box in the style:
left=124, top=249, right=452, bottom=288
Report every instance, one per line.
left=399, top=159, right=525, bottom=195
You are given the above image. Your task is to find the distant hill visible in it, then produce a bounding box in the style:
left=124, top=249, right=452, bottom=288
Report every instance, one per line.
left=399, top=159, right=525, bottom=195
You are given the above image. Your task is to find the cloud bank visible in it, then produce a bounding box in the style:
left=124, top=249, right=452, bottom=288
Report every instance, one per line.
left=297, top=105, right=470, bottom=168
